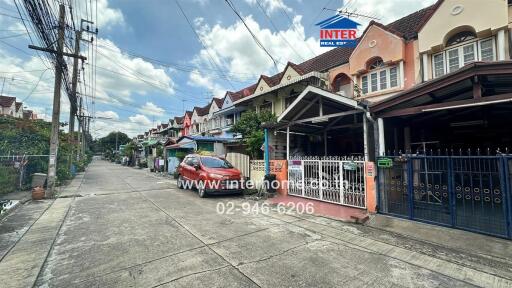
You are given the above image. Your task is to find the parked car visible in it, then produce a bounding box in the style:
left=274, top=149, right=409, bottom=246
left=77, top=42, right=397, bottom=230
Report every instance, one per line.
left=177, top=154, right=243, bottom=197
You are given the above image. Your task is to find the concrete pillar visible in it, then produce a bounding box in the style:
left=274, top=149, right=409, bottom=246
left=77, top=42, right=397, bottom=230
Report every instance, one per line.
left=363, top=116, right=368, bottom=161
left=377, top=118, right=385, bottom=156
left=286, top=126, right=290, bottom=160
left=497, top=29, right=506, bottom=61
left=422, top=53, right=429, bottom=82
left=399, top=60, right=405, bottom=88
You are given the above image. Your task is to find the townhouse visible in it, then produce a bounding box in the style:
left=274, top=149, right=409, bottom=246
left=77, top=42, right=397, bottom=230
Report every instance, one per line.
left=150, top=0, right=512, bottom=238
left=0, top=96, right=17, bottom=117
left=0, top=95, right=35, bottom=119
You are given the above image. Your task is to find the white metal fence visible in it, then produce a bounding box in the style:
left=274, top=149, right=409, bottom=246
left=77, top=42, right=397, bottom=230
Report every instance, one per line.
left=288, top=156, right=367, bottom=208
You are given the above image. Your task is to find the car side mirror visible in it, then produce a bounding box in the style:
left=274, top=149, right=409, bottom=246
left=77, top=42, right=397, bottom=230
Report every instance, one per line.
left=193, top=164, right=200, bottom=170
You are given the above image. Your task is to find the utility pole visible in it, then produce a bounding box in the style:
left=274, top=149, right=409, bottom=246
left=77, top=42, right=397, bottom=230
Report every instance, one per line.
left=68, top=30, right=82, bottom=170
left=45, top=4, right=65, bottom=196
left=28, top=4, right=86, bottom=197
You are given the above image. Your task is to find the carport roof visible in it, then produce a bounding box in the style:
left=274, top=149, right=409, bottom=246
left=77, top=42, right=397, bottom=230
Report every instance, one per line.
left=370, top=61, right=512, bottom=118
left=275, top=86, right=367, bottom=134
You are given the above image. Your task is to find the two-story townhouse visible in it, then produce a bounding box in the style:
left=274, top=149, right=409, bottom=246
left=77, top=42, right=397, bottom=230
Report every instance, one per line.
left=205, top=97, right=224, bottom=136
left=370, top=0, right=512, bottom=154
left=233, top=45, right=367, bottom=160
left=190, top=104, right=211, bottom=135
left=213, top=90, right=251, bottom=138
left=181, top=111, right=192, bottom=136
left=0, top=96, right=16, bottom=117
left=368, top=0, right=512, bottom=238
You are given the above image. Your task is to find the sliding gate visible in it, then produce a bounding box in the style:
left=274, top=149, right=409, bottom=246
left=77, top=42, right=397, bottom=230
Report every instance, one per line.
left=288, top=156, right=367, bottom=208
left=378, top=155, right=512, bottom=238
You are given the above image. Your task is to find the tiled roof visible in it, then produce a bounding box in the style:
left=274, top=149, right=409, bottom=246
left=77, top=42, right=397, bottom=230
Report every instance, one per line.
left=386, top=4, right=439, bottom=40
left=212, top=97, right=224, bottom=109
left=174, top=116, right=184, bottom=124
left=298, top=47, right=355, bottom=74
left=0, top=96, right=16, bottom=108
left=195, top=103, right=211, bottom=116
left=161, top=123, right=169, bottom=129
left=185, top=111, right=192, bottom=118
left=15, top=102, right=22, bottom=111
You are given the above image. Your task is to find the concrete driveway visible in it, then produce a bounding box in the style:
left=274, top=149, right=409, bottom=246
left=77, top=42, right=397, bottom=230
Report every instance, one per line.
left=0, top=160, right=511, bottom=287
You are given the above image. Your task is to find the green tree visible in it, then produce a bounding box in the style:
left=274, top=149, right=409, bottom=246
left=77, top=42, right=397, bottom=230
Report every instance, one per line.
left=231, top=110, right=276, bottom=159
left=92, top=131, right=130, bottom=153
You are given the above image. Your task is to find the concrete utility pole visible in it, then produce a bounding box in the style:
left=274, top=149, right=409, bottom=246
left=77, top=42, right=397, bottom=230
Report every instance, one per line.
left=46, top=4, right=65, bottom=196
left=68, top=30, right=82, bottom=170
left=28, top=4, right=87, bottom=197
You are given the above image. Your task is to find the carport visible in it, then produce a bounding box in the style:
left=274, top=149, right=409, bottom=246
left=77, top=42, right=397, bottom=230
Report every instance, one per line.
left=275, top=86, right=369, bottom=160
left=264, top=86, right=374, bottom=209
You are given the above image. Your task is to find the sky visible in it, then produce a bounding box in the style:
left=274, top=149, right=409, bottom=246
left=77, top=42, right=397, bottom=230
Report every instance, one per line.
left=0, top=0, right=436, bottom=138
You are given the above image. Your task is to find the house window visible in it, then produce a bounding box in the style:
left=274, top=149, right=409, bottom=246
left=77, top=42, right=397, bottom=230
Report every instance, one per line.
left=361, top=66, right=398, bottom=95
left=432, top=32, right=497, bottom=78
left=433, top=53, right=445, bottom=78
left=480, top=39, right=495, bottom=61
left=370, top=73, right=378, bottom=92
left=361, top=76, right=368, bottom=94
left=260, top=100, right=272, bottom=113
left=447, top=49, right=460, bottom=73
left=379, top=70, right=387, bottom=90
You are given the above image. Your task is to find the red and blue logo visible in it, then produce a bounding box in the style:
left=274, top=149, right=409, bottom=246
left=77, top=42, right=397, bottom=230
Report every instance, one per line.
left=316, top=15, right=360, bottom=47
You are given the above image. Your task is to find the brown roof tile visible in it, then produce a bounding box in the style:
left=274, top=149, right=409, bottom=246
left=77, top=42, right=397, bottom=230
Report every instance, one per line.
left=195, top=103, right=211, bottom=116
left=174, top=116, right=184, bottom=124
left=213, top=97, right=224, bottom=109
left=15, top=102, right=22, bottom=111
left=386, top=4, right=439, bottom=40
left=0, top=96, right=16, bottom=108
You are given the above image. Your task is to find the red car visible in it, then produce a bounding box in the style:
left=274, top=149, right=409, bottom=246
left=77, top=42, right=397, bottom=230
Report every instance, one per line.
left=177, top=154, right=243, bottom=197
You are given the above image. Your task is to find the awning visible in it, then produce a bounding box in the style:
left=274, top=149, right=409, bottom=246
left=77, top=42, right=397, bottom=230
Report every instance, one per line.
left=276, top=86, right=367, bottom=133
left=168, top=141, right=196, bottom=149
left=370, top=61, right=512, bottom=118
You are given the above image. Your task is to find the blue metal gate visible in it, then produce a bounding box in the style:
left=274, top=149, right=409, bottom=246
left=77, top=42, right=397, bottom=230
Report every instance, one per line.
left=378, top=155, right=512, bottom=239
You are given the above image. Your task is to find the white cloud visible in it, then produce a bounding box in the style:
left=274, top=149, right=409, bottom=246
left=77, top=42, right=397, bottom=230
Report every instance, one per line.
left=139, top=102, right=165, bottom=116
left=96, top=110, right=119, bottom=120
left=244, top=0, right=292, bottom=14
left=92, top=38, right=175, bottom=106
left=129, top=114, right=152, bottom=126
left=187, top=69, right=227, bottom=98
left=195, top=14, right=322, bottom=78
left=94, top=0, right=125, bottom=29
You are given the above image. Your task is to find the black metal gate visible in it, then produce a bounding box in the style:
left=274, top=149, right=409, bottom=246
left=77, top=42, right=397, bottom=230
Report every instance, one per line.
left=378, top=155, right=512, bottom=239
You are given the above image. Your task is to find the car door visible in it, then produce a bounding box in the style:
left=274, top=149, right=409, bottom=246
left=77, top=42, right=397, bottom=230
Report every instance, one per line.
left=181, top=156, right=193, bottom=180
left=188, top=156, right=201, bottom=181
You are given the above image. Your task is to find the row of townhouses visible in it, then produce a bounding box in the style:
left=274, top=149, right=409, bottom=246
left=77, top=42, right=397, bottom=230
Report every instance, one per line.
left=0, top=95, right=37, bottom=120
left=134, top=0, right=512, bottom=239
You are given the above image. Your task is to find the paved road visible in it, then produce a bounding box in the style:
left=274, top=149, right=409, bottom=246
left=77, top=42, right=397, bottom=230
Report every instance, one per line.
left=1, top=160, right=512, bottom=287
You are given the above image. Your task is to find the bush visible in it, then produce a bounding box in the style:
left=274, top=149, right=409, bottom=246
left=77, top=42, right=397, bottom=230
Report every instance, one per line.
left=0, top=165, right=17, bottom=195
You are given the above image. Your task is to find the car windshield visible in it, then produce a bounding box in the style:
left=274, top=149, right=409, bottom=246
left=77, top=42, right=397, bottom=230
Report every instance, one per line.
left=200, top=157, right=233, bottom=168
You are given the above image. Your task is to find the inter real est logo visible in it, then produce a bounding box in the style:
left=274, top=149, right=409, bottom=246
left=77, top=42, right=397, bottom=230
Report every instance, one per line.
left=316, top=14, right=361, bottom=47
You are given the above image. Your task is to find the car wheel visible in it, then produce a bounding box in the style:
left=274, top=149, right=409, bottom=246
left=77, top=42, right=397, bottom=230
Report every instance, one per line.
left=177, top=175, right=184, bottom=189
left=197, top=181, right=207, bottom=198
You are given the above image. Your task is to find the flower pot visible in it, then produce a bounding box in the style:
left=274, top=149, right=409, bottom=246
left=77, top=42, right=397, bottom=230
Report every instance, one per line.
left=32, top=187, right=45, bottom=200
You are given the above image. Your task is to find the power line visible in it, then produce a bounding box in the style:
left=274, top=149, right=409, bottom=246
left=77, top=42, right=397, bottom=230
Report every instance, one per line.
left=278, top=4, right=317, bottom=58
left=255, top=0, right=305, bottom=62
left=174, top=0, right=236, bottom=90
left=225, top=0, right=280, bottom=72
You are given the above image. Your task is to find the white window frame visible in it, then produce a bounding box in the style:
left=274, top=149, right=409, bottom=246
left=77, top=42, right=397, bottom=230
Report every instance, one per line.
left=360, top=65, right=399, bottom=95
left=432, top=36, right=496, bottom=78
